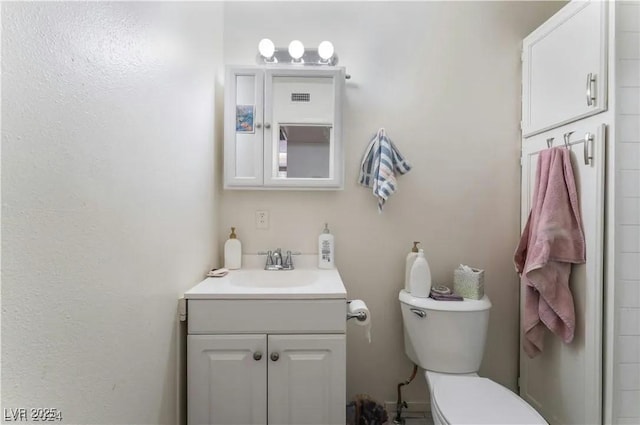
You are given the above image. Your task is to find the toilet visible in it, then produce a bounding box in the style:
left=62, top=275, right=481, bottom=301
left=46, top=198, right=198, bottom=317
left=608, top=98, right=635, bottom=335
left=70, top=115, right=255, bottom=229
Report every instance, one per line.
left=399, top=289, right=548, bottom=425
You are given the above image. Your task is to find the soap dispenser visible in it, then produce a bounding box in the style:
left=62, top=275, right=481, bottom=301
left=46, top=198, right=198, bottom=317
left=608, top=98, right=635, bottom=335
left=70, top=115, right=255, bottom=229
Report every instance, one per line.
left=318, top=223, right=335, bottom=269
left=409, top=249, right=432, bottom=298
left=404, top=241, right=420, bottom=292
left=224, top=227, right=242, bottom=270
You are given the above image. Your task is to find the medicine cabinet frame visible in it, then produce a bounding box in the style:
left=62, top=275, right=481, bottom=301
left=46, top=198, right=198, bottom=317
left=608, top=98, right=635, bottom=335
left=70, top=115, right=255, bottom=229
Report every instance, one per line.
left=224, top=66, right=345, bottom=190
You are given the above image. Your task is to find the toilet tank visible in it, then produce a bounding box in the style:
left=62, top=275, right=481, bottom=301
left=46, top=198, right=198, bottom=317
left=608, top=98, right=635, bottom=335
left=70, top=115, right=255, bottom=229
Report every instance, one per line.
left=399, top=290, right=491, bottom=373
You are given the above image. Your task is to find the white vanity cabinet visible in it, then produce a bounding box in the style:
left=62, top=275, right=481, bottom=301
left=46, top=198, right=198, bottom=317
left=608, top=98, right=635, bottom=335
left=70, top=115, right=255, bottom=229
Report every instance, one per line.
left=224, top=66, right=345, bottom=190
left=188, top=333, right=345, bottom=425
left=186, top=296, right=347, bottom=425
left=522, top=0, right=608, bottom=136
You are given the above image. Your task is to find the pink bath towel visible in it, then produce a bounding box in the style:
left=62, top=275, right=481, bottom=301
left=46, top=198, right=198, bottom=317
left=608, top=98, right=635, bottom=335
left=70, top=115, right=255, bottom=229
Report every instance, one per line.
left=514, top=147, right=585, bottom=358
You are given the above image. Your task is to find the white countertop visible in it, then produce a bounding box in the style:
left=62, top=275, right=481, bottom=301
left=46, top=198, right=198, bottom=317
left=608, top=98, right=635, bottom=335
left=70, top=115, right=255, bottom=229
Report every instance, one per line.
left=184, top=255, right=347, bottom=300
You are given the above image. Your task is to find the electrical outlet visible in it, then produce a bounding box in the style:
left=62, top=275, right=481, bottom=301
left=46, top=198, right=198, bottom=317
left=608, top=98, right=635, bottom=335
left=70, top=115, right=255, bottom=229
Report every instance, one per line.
left=255, top=210, right=269, bottom=229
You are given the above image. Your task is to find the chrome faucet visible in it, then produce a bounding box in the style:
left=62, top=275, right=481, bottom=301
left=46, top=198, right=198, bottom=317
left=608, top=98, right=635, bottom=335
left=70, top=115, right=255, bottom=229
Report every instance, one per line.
left=258, top=249, right=299, bottom=270
left=272, top=248, right=283, bottom=267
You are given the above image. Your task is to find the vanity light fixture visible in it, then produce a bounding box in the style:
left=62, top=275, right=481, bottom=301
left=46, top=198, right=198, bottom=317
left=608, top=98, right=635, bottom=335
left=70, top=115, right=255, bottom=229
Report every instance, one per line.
left=255, top=39, right=339, bottom=66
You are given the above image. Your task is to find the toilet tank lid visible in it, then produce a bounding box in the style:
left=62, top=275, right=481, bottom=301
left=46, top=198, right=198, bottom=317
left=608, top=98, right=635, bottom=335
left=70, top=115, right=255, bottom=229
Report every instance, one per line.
left=433, top=376, right=547, bottom=424
left=398, top=290, right=491, bottom=312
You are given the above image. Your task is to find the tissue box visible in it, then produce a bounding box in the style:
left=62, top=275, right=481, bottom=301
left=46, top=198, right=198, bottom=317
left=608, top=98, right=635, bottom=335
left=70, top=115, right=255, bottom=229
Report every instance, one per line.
left=453, top=267, right=484, bottom=300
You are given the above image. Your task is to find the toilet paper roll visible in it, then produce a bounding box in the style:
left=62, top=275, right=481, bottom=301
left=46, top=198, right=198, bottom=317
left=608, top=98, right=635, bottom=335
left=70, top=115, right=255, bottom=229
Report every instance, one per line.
left=348, top=300, right=371, bottom=343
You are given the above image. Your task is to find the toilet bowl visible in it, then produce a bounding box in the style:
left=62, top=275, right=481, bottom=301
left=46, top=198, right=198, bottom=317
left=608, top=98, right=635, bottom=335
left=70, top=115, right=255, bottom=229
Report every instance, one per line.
left=399, top=290, right=547, bottom=425
left=426, top=371, right=546, bottom=425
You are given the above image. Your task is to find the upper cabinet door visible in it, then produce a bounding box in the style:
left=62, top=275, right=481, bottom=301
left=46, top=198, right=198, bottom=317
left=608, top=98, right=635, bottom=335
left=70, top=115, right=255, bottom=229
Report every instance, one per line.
left=263, top=68, right=344, bottom=189
left=522, top=0, right=608, bottom=137
left=224, top=67, right=264, bottom=188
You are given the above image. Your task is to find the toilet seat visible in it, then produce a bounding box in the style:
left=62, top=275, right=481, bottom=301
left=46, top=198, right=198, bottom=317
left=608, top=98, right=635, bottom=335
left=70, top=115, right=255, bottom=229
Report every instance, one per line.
left=432, top=375, right=547, bottom=424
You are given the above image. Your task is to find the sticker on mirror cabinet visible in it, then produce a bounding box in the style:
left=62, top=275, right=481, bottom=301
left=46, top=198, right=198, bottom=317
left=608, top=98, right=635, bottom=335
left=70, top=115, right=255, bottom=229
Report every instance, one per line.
left=236, top=105, right=255, bottom=133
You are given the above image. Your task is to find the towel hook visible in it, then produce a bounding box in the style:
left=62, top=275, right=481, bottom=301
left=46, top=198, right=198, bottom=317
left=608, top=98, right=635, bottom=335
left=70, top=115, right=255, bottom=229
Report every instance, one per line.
left=546, top=137, right=554, bottom=148
left=563, top=131, right=574, bottom=149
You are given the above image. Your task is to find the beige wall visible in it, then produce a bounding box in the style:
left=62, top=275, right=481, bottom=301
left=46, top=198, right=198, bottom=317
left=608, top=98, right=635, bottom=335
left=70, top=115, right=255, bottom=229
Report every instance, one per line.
left=220, top=1, right=565, bottom=405
left=2, top=3, right=222, bottom=423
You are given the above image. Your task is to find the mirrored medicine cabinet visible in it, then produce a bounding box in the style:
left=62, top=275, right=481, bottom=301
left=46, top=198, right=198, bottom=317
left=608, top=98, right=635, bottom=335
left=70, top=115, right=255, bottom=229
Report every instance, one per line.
left=224, top=66, right=345, bottom=190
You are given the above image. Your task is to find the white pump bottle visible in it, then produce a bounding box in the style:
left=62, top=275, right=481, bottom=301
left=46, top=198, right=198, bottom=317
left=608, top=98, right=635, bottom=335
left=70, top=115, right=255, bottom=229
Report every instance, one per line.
left=318, top=223, right=335, bottom=269
left=409, top=249, right=432, bottom=298
left=404, top=241, right=420, bottom=292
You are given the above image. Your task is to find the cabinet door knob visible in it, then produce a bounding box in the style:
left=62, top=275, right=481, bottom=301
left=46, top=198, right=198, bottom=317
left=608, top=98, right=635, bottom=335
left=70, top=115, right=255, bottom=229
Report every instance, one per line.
left=264, top=123, right=271, bottom=129
left=253, top=351, right=263, bottom=361
left=270, top=352, right=280, bottom=361
left=255, top=123, right=262, bottom=129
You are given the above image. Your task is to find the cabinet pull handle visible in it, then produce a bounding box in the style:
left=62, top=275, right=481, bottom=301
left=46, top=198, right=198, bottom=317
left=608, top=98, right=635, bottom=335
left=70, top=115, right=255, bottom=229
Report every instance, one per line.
left=270, top=352, right=280, bottom=361
left=584, top=132, right=593, bottom=165
left=264, top=123, right=271, bottom=129
left=255, top=123, right=262, bottom=129
left=586, top=73, right=596, bottom=106
left=253, top=351, right=263, bottom=361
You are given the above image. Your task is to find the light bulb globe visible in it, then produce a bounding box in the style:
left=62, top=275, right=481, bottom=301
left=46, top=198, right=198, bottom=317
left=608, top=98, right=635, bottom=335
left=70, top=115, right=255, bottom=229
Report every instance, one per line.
left=258, top=38, right=275, bottom=58
left=288, top=40, right=305, bottom=60
left=318, top=41, right=334, bottom=60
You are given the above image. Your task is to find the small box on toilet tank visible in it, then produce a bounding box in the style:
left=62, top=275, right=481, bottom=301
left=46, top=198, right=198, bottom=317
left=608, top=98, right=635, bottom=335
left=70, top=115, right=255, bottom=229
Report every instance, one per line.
left=453, top=265, right=484, bottom=300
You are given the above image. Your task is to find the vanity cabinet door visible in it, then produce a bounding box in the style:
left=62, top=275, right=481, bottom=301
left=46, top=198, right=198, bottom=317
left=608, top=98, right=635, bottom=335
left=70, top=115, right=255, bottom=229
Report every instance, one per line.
left=522, top=0, right=608, bottom=137
left=187, top=334, right=267, bottom=425
left=267, top=334, right=346, bottom=425
left=224, top=68, right=265, bottom=188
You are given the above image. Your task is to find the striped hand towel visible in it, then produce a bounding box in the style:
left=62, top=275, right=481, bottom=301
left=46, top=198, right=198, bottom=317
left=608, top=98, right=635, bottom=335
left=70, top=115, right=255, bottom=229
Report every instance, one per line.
left=358, top=128, right=411, bottom=212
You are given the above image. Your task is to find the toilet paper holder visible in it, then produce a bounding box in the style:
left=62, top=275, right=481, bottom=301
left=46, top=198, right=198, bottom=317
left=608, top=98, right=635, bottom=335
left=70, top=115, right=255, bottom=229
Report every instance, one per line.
left=346, top=300, right=368, bottom=322
left=347, top=311, right=367, bottom=321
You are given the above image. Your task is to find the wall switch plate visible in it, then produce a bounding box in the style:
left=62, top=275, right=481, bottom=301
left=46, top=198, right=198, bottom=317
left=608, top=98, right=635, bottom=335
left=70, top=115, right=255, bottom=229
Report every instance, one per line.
left=255, top=210, right=269, bottom=229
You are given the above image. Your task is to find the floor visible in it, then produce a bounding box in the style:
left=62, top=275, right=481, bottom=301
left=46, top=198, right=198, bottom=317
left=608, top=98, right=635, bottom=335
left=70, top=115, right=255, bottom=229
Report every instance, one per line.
left=393, top=411, right=434, bottom=425
left=402, top=418, right=431, bottom=425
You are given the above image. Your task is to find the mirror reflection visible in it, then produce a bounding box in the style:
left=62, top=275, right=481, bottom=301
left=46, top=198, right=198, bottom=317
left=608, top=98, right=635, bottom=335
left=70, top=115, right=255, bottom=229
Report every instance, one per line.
left=278, top=124, right=331, bottom=179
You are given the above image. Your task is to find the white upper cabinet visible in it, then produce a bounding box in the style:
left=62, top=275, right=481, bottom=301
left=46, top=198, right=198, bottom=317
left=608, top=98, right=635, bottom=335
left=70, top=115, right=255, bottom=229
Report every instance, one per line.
left=522, top=0, right=608, bottom=137
left=224, top=66, right=345, bottom=190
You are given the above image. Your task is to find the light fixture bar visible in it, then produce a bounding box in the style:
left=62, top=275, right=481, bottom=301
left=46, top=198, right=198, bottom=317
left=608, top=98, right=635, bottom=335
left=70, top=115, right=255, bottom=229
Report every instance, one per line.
left=256, top=42, right=339, bottom=66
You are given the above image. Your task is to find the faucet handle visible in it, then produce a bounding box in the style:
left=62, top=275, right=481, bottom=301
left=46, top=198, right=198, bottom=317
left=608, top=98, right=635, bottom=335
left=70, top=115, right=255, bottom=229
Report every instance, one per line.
left=283, top=251, right=301, bottom=269
left=258, top=250, right=274, bottom=266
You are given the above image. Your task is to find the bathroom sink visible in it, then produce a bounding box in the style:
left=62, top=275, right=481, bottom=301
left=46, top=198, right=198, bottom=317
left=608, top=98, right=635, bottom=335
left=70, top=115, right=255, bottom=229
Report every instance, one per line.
left=184, top=255, right=347, bottom=300
left=230, top=269, right=318, bottom=288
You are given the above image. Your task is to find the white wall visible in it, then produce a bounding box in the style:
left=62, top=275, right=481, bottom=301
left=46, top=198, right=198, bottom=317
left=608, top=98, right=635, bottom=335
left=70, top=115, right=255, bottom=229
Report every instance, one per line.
left=614, top=1, right=640, bottom=422
left=1, top=3, right=222, bottom=423
left=220, top=1, right=565, bottom=406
